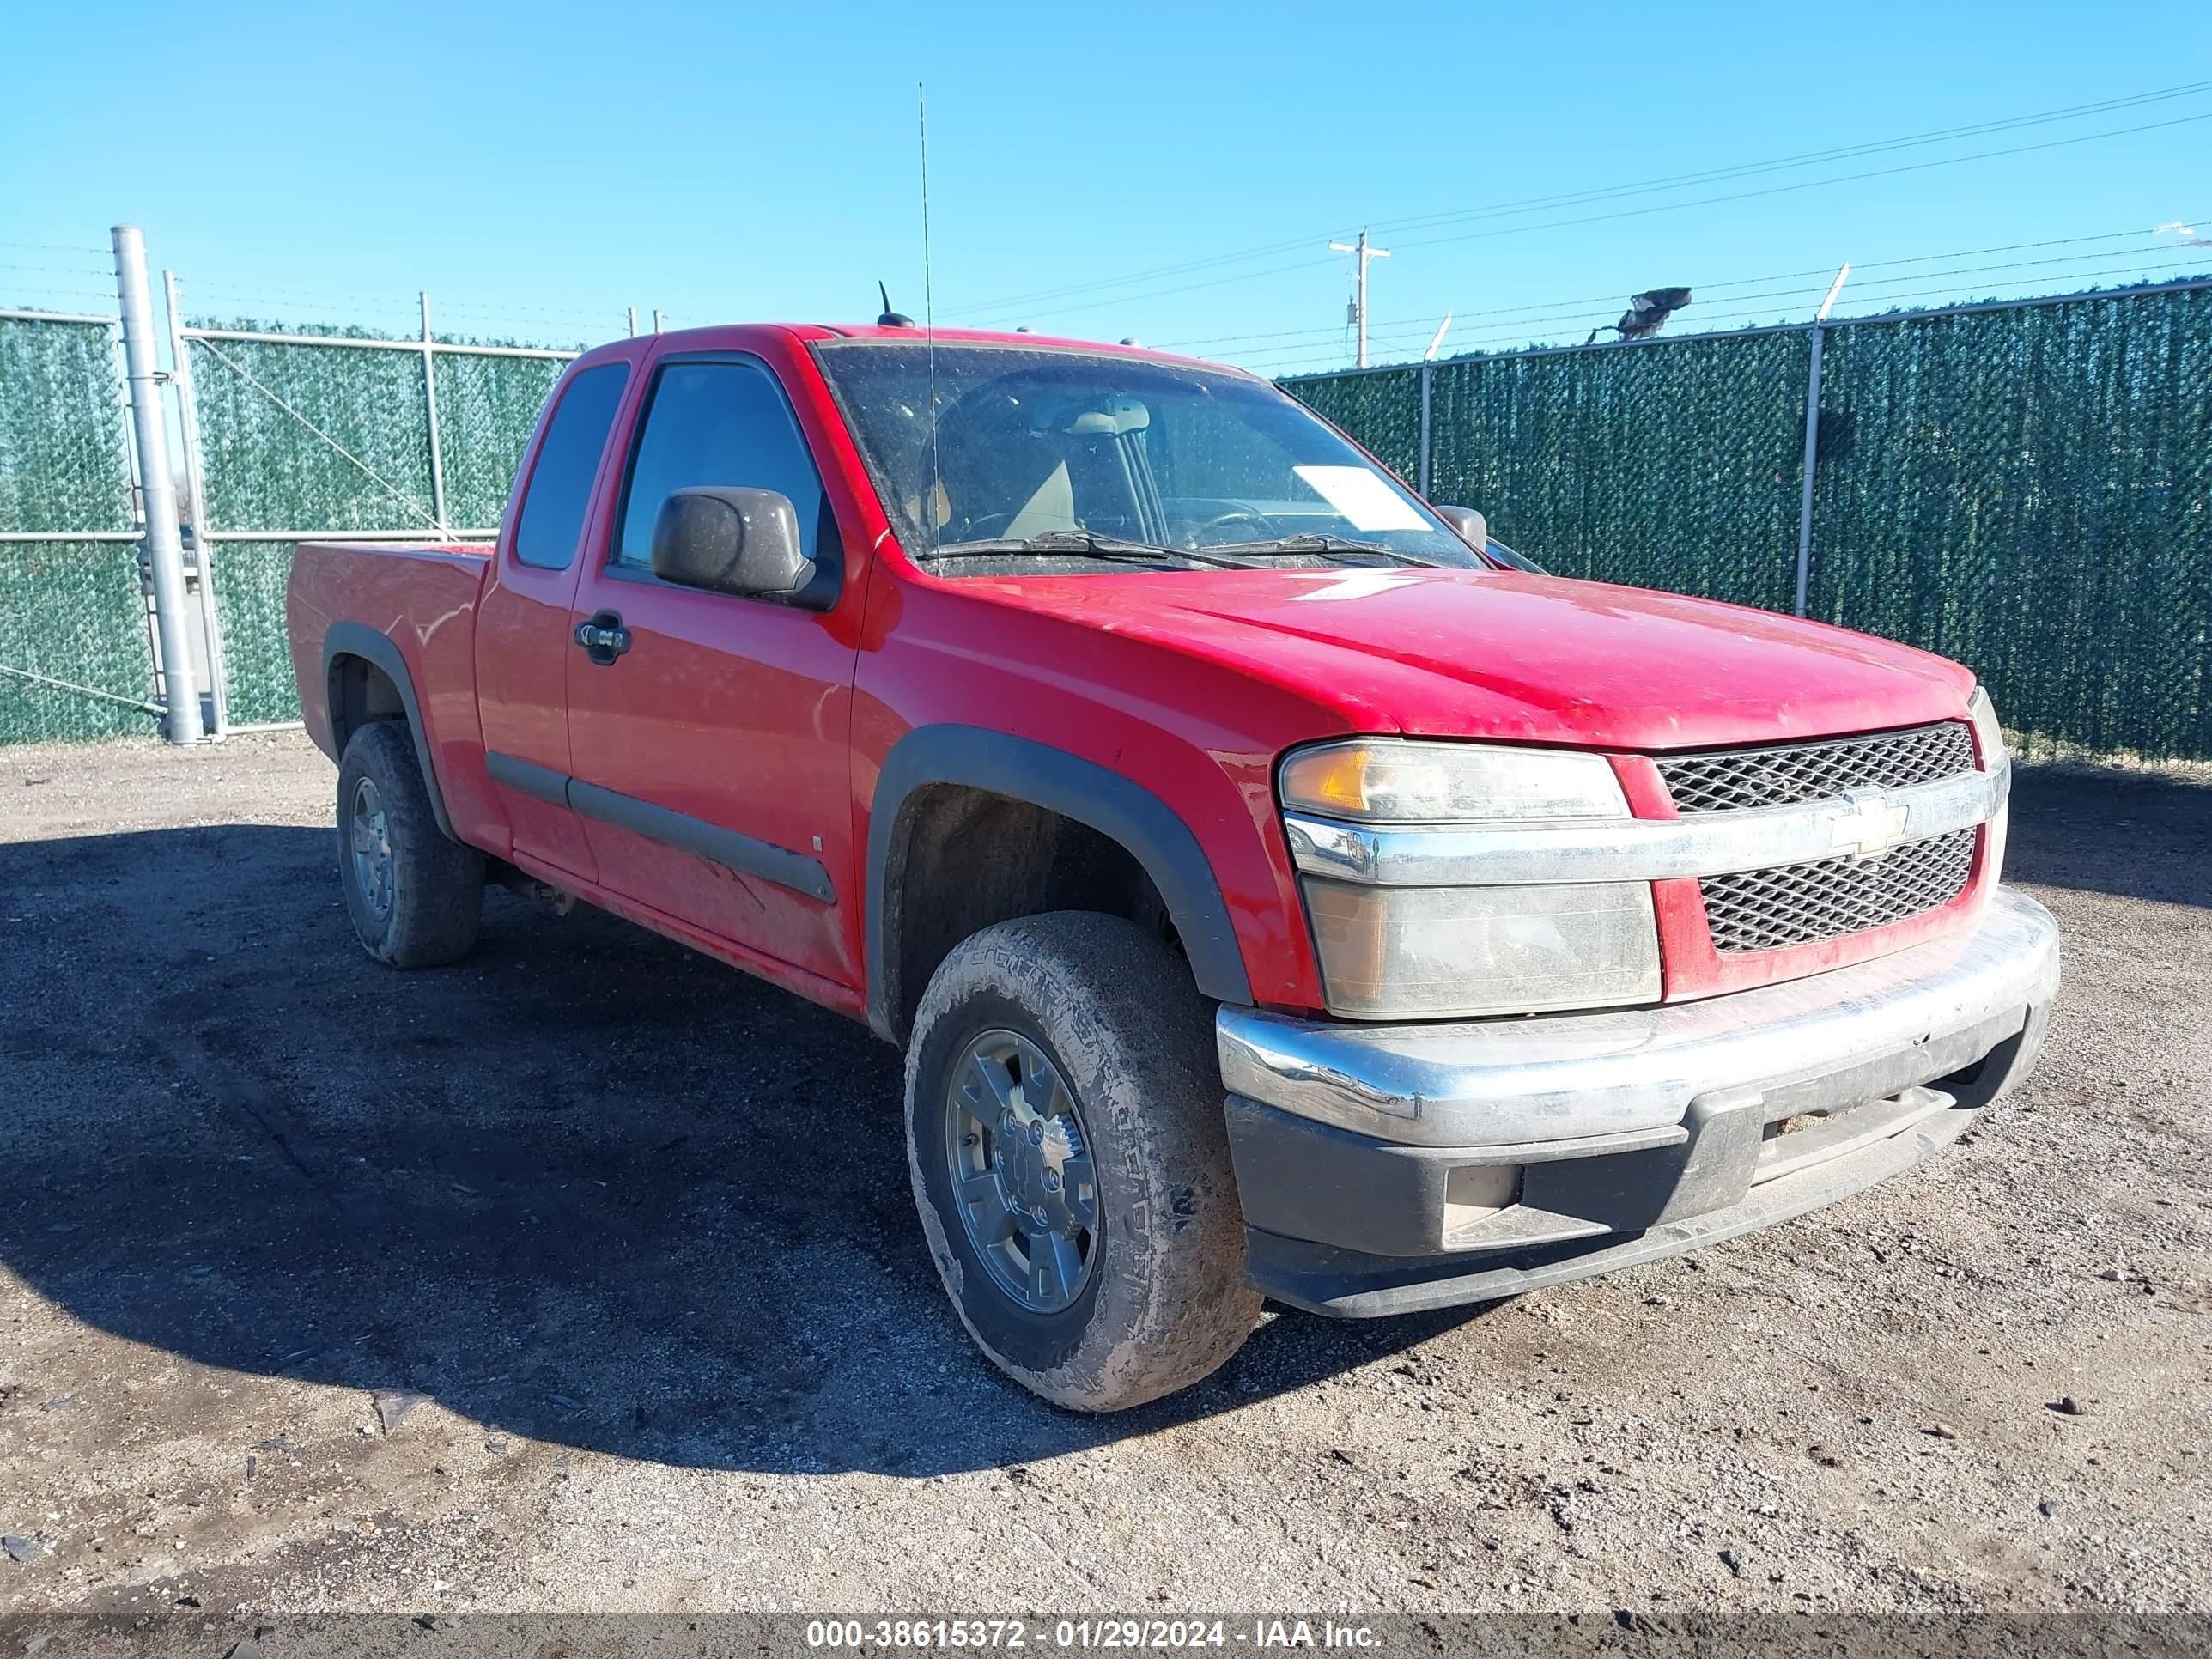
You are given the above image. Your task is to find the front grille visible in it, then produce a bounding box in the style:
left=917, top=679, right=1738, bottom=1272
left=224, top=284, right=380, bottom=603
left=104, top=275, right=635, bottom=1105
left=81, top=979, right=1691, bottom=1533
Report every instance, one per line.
left=1700, top=828, right=1977, bottom=953
left=1657, top=722, right=1976, bottom=814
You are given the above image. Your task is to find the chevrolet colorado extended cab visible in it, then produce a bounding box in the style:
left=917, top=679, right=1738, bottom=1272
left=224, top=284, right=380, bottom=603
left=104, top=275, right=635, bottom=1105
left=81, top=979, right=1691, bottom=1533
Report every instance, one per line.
left=286, top=324, right=2059, bottom=1411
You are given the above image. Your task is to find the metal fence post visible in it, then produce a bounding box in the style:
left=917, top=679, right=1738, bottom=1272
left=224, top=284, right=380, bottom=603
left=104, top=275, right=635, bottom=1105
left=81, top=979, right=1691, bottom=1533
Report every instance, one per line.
left=1419, top=362, right=1433, bottom=497
left=162, top=269, right=230, bottom=737
left=1792, top=322, right=1825, bottom=618
left=420, top=292, right=450, bottom=537
left=112, top=225, right=204, bottom=744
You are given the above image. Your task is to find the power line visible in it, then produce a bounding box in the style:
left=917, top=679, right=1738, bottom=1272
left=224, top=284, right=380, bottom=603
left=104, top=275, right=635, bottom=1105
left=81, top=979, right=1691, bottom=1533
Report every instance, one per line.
left=1164, top=221, right=2208, bottom=353
left=945, top=78, right=2212, bottom=319
left=1389, top=110, right=2212, bottom=253
left=1228, top=252, right=2212, bottom=371
left=963, top=109, right=2212, bottom=331
left=1231, top=249, right=2212, bottom=367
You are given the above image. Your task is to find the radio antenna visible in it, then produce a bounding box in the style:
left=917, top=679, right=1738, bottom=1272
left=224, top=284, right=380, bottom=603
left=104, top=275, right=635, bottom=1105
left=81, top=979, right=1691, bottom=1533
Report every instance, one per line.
left=919, top=81, right=940, bottom=554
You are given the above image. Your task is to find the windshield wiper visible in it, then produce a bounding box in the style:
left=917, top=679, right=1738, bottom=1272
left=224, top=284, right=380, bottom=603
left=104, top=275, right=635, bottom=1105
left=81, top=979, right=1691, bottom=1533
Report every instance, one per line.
left=922, top=530, right=1272, bottom=570
left=1204, top=532, right=1442, bottom=567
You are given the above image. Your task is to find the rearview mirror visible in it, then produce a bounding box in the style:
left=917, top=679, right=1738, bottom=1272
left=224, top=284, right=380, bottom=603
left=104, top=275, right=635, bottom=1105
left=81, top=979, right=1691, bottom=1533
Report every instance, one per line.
left=650, top=486, right=824, bottom=608
left=1432, top=505, right=1487, bottom=550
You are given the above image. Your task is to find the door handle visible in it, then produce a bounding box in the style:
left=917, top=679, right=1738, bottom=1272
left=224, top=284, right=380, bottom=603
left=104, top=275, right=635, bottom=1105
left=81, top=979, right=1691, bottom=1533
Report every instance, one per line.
left=574, top=610, right=631, bottom=665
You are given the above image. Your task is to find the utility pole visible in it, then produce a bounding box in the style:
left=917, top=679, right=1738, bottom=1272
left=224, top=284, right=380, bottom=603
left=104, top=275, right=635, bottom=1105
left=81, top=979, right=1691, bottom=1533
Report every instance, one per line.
left=1328, top=228, right=1391, bottom=368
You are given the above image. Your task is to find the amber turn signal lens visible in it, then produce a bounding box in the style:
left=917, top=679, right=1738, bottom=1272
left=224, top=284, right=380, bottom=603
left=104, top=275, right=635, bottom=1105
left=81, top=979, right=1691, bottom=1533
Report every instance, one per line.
left=1278, top=745, right=1376, bottom=817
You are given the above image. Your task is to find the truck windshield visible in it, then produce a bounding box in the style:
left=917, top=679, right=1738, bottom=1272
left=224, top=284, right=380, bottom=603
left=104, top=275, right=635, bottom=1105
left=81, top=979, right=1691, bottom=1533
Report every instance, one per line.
left=811, top=340, right=1481, bottom=569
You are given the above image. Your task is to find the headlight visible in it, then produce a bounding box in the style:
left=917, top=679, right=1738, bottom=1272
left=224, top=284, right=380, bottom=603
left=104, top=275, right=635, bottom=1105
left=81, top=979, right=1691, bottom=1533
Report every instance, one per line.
left=1279, top=738, right=1629, bottom=823
left=1280, top=738, right=1658, bottom=1020
left=1303, top=878, right=1662, bottom=1019
left=1967, top=686, right=2007, bottom=771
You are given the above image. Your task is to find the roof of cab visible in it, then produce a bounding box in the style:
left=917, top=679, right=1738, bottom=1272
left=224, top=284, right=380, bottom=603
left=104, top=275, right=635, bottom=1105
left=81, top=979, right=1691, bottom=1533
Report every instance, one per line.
left=611, top=321, right=1232, bottom=373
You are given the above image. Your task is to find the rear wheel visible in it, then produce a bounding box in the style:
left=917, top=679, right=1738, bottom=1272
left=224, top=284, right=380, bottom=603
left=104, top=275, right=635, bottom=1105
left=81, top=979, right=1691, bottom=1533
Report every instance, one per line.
left=906, top=913, right=1260, bottom=1411
left=336, top=722, right=483, bottom=968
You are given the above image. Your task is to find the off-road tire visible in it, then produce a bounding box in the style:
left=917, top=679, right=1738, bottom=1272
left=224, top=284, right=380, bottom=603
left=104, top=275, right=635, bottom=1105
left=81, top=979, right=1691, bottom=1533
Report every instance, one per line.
left=336, top=721, right=483, bottom=969
left=906, top=912, right=1261, bottom=1411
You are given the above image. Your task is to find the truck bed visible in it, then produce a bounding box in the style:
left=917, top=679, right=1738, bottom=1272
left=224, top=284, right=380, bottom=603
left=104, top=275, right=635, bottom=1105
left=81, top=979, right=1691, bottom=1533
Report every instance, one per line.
left=285, top=540, right=504, bottom=850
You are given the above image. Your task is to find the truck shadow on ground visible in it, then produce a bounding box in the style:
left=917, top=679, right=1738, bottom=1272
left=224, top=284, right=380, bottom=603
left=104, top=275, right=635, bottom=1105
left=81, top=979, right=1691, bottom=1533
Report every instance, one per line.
left=2006, top=768, right=2209, bottom=908
left=0, top=823, right=1493, bottom=1479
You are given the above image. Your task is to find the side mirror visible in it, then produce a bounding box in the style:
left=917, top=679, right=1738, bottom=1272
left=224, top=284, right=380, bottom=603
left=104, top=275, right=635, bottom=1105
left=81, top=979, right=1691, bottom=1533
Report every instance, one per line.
left=650, top=486, right=824, bottom=607
left=1432, top=504, right=1487, bottom=550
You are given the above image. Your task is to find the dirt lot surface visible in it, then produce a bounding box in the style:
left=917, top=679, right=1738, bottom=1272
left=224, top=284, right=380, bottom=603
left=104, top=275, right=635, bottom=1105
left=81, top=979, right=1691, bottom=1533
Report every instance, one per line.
left=0, top=732, right=2206, bottom=1618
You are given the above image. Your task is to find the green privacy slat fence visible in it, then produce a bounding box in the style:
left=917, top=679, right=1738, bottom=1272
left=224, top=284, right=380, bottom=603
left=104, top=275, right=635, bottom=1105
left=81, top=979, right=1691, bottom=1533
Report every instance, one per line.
left=1285, top=279, right=2212, bottom=762
left=431, top=349, right=570, bottom=529
left=210, top=541, right=305, bottom=726
left=1290, top=368, right=1425, bottom=485
left=1807, top=287, right=2212, bottom=763
left=185, top=331, right=441, bottom=532
left=0, top=316, right=155, bottom=744
left=184, top=322, right=574, bottom=724
left=1432, top=327, right=1811, bottom=614
left=0, top=539, right=158, bottom=742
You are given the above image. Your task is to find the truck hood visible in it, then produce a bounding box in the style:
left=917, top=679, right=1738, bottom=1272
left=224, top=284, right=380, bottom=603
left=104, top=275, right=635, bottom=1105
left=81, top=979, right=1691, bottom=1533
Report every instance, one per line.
left=959, top=566, right=1977, bottom=750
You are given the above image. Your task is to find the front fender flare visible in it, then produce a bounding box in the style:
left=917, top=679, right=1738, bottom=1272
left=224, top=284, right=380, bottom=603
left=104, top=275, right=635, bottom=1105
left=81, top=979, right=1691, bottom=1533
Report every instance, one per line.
left=866, top=725, right=1253, bottom=1038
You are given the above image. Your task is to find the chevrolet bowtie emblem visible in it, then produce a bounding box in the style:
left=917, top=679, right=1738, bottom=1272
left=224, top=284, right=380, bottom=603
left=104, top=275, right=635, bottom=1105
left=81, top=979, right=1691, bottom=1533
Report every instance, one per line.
left=1830, top=790, right=1911, bottom=860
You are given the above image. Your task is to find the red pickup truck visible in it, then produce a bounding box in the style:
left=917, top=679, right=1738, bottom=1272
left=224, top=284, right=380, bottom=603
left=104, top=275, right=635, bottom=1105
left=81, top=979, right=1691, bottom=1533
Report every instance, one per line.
left=286, top=323, right=2059, bottom=1411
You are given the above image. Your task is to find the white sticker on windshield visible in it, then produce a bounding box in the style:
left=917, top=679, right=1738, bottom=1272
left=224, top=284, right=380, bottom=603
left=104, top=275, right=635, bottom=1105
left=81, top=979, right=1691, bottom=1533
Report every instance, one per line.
left=1292, top=465, right=1428, bottom=532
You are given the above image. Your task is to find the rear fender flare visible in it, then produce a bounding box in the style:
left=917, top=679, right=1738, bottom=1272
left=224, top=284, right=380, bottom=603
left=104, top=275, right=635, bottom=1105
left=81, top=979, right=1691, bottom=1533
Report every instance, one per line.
left=866, top=725, right=1253, bottom=1041
left=321, top=622, right=454, bottom=841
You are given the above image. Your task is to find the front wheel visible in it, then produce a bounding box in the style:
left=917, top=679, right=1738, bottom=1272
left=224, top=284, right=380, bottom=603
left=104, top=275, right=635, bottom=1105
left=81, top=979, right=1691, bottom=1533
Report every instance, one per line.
left=905, top=913, right=1261, bottom=1411
left=335, top=721, right=483, bottom=969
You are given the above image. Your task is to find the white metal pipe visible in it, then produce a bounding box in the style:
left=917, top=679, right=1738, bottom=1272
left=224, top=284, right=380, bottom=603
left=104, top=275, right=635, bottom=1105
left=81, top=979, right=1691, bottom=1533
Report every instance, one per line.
left=0, top=530, right=146, bottom=542
left=420, top=293, right=451, bottom=535
left=0, top=307, right=119, bottom=325
left=1793, top=324, right=1826, bottom=618
left=112, top=225, right=203, bottom=744
left=177, top=325, right=577, bottom=361
left=164, top=269, right=231, bottom=738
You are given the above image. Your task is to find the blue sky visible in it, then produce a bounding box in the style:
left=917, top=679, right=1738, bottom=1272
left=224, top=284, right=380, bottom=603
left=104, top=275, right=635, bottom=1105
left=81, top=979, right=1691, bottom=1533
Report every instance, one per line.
left=5, top=1, right=2209, bottom=374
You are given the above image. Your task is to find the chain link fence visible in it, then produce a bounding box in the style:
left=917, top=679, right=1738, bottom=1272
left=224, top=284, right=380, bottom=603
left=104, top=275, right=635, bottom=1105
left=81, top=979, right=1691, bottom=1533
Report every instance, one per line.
left=0, top=313, right=156, bottom=742
left=6, top=260, right=2208, bottom=761
left=176, top=319, right=573, bottom=724
left=1287, top=279, right=2212, bottom=763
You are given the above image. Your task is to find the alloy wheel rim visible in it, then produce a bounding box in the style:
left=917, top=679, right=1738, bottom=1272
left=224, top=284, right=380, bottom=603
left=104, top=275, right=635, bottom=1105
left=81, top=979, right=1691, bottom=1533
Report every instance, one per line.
left=944, top=1029, right=1099, bottom=1314
left=349, top=776, right=395, bottom=921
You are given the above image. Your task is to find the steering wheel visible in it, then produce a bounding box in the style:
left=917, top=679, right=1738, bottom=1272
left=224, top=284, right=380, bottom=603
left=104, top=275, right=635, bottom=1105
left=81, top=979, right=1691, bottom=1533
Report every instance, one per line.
left=1188, top=506, right=1281, bottom=546
left=951, top=511, right=1017, bottom=542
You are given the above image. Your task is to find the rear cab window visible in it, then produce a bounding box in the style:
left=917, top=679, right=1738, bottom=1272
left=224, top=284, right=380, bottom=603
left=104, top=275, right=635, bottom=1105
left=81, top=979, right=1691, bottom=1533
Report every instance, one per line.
left=512, top=362, right=631, bottom=570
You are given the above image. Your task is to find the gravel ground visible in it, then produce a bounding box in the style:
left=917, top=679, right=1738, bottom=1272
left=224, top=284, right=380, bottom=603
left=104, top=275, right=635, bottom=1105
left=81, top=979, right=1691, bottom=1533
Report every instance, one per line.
left=0, top=732, right=2206, bottom=1618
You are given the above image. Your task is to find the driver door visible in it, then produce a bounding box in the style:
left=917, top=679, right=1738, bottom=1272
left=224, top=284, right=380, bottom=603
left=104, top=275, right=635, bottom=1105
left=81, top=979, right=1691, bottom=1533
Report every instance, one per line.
left=562, top=352, right=862, bottom=988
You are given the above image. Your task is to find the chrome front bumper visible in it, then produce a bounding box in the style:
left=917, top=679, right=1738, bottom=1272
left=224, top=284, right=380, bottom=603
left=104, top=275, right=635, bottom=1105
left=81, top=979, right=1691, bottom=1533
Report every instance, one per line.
left=1215, top=889, right=2061, bottom=1316
left=1218, top=888, right=2060, bottom=1148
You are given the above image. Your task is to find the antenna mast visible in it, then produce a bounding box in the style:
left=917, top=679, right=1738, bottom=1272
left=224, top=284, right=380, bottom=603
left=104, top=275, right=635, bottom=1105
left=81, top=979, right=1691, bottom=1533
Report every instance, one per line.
left=919, top=82, right=939, bottom=552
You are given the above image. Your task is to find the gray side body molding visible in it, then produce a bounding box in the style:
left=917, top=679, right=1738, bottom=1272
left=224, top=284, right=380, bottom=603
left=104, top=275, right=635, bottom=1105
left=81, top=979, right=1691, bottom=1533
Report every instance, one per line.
left=484, top=751, right=836, bottom=905
left=866, top=725, right=1253, bottom=1035
left=322, top=622, right=454, bottom=840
